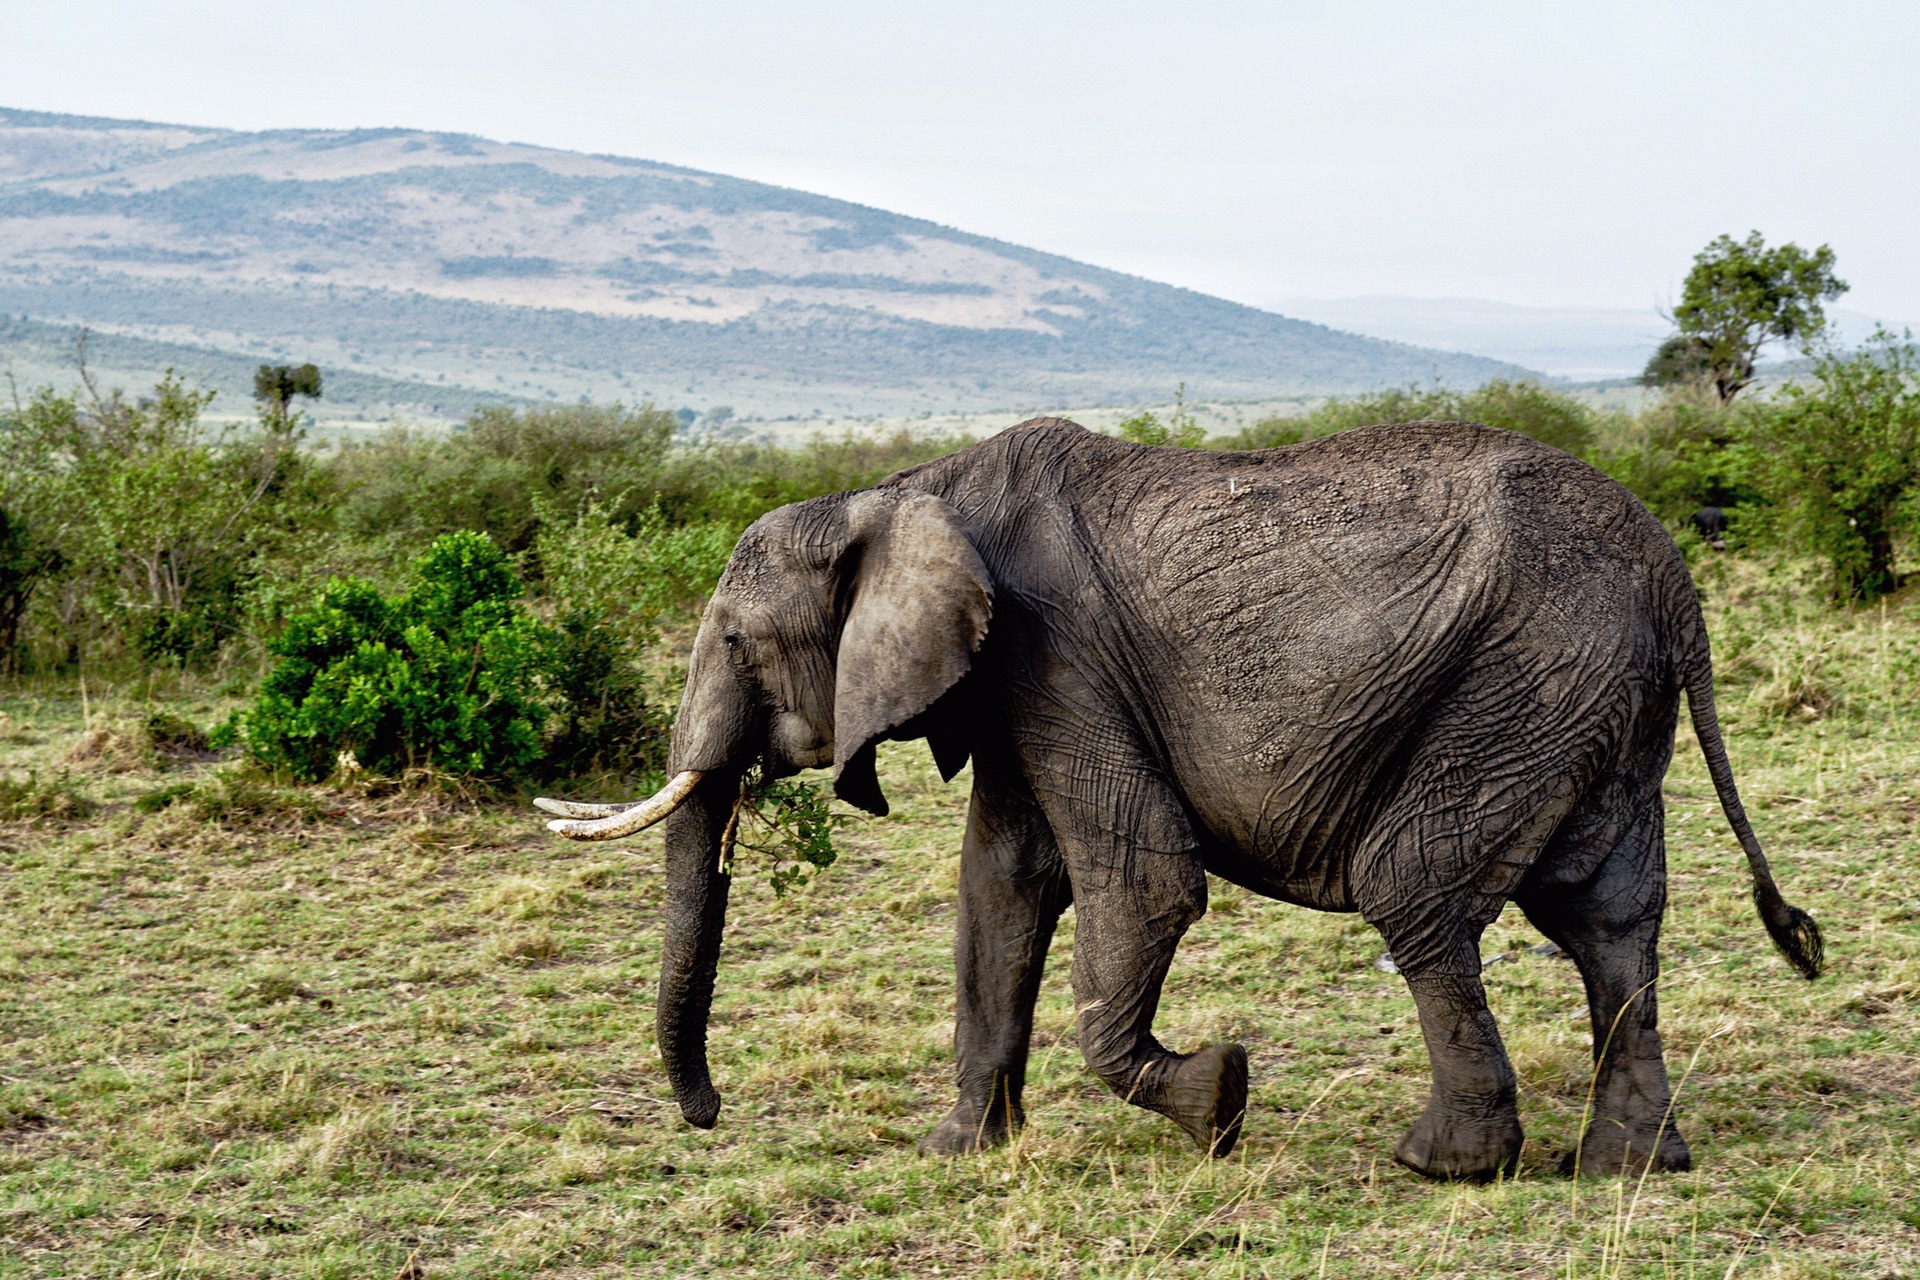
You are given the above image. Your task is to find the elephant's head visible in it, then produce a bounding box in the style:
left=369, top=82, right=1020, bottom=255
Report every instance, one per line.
left=536, top=487, right=992, bottom=1128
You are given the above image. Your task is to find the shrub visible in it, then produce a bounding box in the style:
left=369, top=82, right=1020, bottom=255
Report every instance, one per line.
left=1744, top=332, right=1920, bottom=601
left=1115, top=384, right=1207, bottom=448
left=653, top=429, right=976, bottom=529
left=1597, top=393, right=1764, bottom=528
left=1224, top=417, right=1306, bottom=450
left=0, top=506, right=60, bottom=670
left=226, top=530, right=675, bottom=783
left=1216, top=380, right=1596, bottom=459
left=0, top=366, right=335, bottom=671
left=531, top=499, right=734, bottom=654
left=226, top=532, right=553, bottom=781
left=328, top=403, right=679, bottom=553
left=530, top=500, right=733, bottom=780
left=536, top=609, right=667, bottom=782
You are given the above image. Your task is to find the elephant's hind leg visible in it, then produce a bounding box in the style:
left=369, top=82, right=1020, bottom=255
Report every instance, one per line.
left=920, top=768, right=1070, bottom=1156
left=1355, top=735, right=1571, bottom=1181
left=1518, top=785, right=1690, bottom=1178
left=1391, top=968, right=1525, bottom=1181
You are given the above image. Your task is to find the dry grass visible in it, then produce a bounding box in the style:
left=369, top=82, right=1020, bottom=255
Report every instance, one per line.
left=0, top=560, right=1916, bottom=1277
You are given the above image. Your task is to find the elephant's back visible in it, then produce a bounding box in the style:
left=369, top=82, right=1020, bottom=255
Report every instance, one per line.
left=1089, top=421, right=1679, bottom=896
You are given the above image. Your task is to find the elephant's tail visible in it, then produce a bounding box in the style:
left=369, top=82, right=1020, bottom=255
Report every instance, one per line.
left=1680, top=616, right=1824, bottom=980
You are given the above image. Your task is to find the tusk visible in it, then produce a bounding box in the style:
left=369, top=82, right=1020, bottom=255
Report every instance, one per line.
left=541, top=771, right=704, bottom=841
left=533, top=797, right=638, bottom=819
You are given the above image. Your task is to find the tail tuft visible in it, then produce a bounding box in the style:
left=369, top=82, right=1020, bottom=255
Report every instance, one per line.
left=1755, top=882, right=1823, bottom=980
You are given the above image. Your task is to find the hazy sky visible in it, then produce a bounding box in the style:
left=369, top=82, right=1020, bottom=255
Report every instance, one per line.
left=2, top=0, right=1914, bottom=321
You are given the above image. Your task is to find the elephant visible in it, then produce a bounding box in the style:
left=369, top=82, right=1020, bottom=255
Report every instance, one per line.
left=537, top=417, right=1822, bottom=1182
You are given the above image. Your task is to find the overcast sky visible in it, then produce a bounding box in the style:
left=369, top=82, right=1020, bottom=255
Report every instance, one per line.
left=2, top=0, right=1914, bottom=322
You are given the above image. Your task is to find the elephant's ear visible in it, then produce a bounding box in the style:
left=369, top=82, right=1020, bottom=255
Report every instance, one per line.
left=831, top=490, right=992, bottom=816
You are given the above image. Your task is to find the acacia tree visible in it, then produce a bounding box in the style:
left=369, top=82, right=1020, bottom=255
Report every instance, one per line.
left=1649, top=232, right=1848, bottom=403
left=1750, top=331, right=1920, bottom=601
left=253, top=363, right=322, bottom=435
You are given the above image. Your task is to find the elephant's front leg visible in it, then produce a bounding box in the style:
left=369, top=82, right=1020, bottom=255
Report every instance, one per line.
left=919, top=773, right=1069, bottom=1155
left=1069, top=850, right=1248, bottom=1158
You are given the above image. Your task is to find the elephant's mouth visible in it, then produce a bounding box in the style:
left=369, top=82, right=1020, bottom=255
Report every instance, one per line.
left=767, top=708, right=832, bottom=772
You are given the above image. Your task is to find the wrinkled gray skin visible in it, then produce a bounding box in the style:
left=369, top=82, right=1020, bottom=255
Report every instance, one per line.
left=652, top=418, right=1821, bottom=1181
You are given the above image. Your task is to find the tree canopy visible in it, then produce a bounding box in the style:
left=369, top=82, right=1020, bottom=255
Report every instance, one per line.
left=1649, top=232, right=1847, bottom=403
left=252, top=363, right=323, bottom=433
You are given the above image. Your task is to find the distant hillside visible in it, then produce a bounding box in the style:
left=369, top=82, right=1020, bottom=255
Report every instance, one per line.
left=0, top=315, right=506, bottom=426
left=0, top=108, right=1532, bottom=419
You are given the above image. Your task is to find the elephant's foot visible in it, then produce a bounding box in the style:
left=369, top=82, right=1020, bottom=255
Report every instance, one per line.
left=1152, top=1043, right=1248, bottom=1158
left=1564, top=1120, right=1691, bottom=1178
left=917, top=1100, right=1023, bottom=1156
left=1393, top=1105, right=1523, bottom=1182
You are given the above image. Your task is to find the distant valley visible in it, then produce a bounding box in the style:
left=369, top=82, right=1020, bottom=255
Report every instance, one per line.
left=0, top=107, right=1531, bottom=425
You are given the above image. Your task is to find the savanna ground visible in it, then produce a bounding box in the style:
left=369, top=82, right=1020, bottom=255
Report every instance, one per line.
left=2, top=556, right=1918, bottom=1279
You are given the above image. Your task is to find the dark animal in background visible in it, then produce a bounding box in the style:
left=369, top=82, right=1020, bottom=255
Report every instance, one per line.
left=540, top=418, right=1821, bottom=1182
left=1692, top=506, right=1729, bottom=551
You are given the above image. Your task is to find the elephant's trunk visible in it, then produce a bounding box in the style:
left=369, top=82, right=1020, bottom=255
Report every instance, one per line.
left=654, top=621, right=757, bottom=1128
left=655, top=768, right=741, bottom=1128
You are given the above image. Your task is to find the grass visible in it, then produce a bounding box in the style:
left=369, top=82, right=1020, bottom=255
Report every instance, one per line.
left=1, top=559, right=1918, bottom=1277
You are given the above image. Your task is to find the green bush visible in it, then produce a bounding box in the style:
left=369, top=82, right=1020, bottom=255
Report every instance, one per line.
left=328, top=403, right=679, bottom=554
left=532, top=498, right=734, bottom=653
left=1115, top=384, right=1208, bottom=448
left=654, top=429, right=977, bottom=529
left=1224, top=417, right=1307, bottom=450
left=226, top=533, right=561, bottom=781
left=0, top=368, right=335, bottom=671
left=1744, top=332, right=1920, bottom=600
left=1217, top=380, right=1597, bottom=459
left=529, top=499, right=733, bottom=780
left=1596, top=393, right=1764, bottom=527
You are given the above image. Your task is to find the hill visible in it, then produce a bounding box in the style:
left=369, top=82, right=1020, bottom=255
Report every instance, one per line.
left=0, top=107, right=1530, bottom=421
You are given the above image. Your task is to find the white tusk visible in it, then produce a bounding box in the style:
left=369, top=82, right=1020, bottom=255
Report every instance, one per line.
left=533, top=797, right=639, bottom=819
left=540, top=771, right=705, bottom=841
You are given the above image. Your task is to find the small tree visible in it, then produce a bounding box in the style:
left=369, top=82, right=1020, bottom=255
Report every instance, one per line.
left=1749, top=331, right=1920, bottom=601
left=253, top=363, right=322, bottom=435
left=1652, top=232, right=1848, bottom=404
